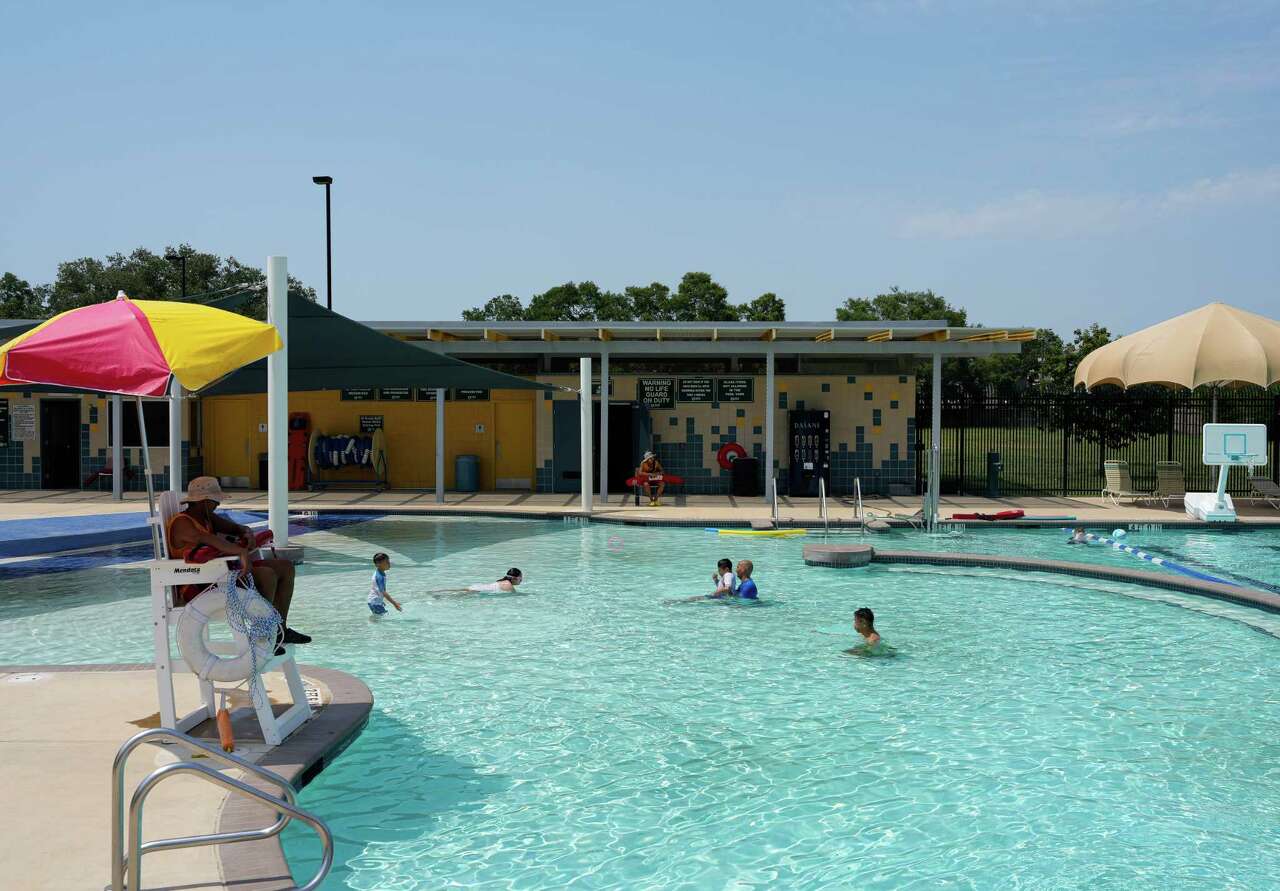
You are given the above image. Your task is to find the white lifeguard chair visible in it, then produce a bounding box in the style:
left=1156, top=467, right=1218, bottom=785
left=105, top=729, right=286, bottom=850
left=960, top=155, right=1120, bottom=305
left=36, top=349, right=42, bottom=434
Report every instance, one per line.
left=150, top=492, right=312, bottom=746
left=1185, top=423, right=1269, bottom=523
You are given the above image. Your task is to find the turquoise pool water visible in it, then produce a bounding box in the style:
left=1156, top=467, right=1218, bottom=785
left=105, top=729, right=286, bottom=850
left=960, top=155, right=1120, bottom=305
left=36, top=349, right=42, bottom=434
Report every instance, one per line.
left=3, top=517, right=1280, bottom=888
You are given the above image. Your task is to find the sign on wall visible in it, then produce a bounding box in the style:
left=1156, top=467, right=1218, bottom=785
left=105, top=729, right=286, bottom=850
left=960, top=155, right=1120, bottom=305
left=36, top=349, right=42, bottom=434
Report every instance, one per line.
left=341, top=387, right=378, bottom=401
left=677, top=377, right=714, bottom=403
left=591, top=379, right=614, bottom=397
left=0, top=399, right=8, bottom=446
left=455, top=388, right=490, bottom=401
left=637, top=378, right=675, bottom=409
left=417, top=388, right=451, bottom=401
left=379, top=386, right=413, bottom=401
left=11, top=403, right=35, bottom=441
left=716, top=377, right=755, bottom=402
left=359, top=415, right=384, bottom=432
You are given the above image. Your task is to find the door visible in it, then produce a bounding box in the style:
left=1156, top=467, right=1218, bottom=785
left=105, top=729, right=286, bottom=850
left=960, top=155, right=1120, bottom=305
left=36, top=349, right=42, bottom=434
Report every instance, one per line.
left=204, top=397, right=253, bottom=479
left=40, top=400, right=81, bottom=489
left=495, top=401, right=534, bottom=490
left=551, top=400, right=580, bottom=493
left=604, top=403, right=635, bottom=493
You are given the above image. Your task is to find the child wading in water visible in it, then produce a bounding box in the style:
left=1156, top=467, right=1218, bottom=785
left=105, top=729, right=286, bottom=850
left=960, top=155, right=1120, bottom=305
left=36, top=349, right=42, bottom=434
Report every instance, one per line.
left=369, top=552, right=403, bottom=617
left=711, top=558, right=737, bottom=597
left=846, top=606, right=894, bottom=656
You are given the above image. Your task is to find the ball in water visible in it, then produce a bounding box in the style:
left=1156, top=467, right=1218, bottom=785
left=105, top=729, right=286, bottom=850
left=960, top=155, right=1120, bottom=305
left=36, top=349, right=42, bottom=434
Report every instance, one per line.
left=1112, top=528, right=1127, bottom=539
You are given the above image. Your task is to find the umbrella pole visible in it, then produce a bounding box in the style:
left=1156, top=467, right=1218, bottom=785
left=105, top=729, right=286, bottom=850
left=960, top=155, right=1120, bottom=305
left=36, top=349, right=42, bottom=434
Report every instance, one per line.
left=136, top=396, right=162, bottom=559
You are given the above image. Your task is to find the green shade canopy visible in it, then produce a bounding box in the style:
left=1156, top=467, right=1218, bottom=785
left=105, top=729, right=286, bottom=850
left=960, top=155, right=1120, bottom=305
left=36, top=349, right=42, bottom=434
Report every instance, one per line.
left=202, top=293, right=553, bottom=395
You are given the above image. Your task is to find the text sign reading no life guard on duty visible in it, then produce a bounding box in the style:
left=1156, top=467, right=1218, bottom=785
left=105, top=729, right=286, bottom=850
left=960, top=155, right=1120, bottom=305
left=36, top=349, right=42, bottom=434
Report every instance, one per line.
left=716, top=377, right=755, bottom=402
left=637, top=378, right=675, bottom=409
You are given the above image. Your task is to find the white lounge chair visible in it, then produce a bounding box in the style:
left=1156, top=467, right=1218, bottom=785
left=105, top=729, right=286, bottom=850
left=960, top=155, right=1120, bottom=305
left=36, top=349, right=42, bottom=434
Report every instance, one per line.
left=1102, top=460, right=1155, bottom=506
left=1153, top=461, right=1186, bottom=508
left=1248, top=475, right=1280, bottom=510
left=151, top=492, right=311, bottom=746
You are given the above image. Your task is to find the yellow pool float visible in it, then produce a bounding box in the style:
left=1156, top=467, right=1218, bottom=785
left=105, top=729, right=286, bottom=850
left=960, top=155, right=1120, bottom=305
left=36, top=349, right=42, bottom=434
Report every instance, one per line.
left=706, top=528, right=807, bottom=537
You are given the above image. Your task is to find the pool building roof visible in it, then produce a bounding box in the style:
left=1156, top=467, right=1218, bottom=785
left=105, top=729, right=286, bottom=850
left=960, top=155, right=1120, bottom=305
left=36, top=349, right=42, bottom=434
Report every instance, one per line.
left=367, top=320, right=1036, bottom=358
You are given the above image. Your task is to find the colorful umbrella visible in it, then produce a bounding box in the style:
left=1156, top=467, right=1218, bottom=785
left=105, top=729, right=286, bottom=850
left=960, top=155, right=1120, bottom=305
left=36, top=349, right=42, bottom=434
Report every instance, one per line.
left=0, top=292, right=283, bottom=555
left=0, top=292, right=282, bottom=396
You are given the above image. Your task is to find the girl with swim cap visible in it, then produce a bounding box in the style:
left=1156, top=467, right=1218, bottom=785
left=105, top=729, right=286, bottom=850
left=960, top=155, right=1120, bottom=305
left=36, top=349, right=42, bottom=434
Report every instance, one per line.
left=467, top=568, right=524, bottom=594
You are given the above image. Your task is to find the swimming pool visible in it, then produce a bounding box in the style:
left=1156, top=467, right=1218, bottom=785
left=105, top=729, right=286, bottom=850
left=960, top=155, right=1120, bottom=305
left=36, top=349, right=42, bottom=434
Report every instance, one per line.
left=4, top=517, right=1280, bottom=888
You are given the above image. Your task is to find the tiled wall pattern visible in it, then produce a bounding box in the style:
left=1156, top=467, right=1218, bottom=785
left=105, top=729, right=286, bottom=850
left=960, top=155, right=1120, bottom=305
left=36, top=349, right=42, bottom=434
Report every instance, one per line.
left=535, top=373, right=915, bottom=495
left=0, top=393, right=191, bottom=491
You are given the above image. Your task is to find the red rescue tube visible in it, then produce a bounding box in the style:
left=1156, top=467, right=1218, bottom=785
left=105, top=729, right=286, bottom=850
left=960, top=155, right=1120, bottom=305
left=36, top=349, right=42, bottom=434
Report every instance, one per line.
left=716, top=442, right=748, bottom=470
left=626, top=473, right=685, bottom=488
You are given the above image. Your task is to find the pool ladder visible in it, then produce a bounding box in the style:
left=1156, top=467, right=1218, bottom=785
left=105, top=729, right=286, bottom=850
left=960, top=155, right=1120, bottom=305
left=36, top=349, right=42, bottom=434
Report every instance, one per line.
left=109, top=727, right=333, bottom=891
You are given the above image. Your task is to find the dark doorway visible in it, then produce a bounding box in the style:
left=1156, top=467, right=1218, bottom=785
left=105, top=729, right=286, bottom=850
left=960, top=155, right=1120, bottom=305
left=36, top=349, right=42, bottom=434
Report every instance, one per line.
left=551, top=400, right=651, bottom=495
left=40, top=400, right=81, bottom=489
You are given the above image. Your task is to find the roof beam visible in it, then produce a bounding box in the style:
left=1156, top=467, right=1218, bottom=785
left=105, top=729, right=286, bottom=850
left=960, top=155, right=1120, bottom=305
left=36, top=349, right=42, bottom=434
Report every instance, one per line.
left=483, top=329, right=509, bottom=342
left=912, top=330, right=946, bottom=342
left=867, top=330, right=894, bottom=342
left=1007, top=329, right=1037, bottom=341
left=815, top=328, right=835, bottom=342
left=597, top=328, right=613, bottom=341
left=759, top=328, right=776, bottom=341
left=426, top=329, right=459, bottom=342
left=540, top=328, right=560, bottom=342
left=960, top=330, right=1008, bottom=342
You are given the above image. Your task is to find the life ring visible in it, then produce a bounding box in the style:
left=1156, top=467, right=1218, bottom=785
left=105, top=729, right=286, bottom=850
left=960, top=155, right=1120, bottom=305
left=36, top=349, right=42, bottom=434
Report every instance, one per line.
left=176, top=585, right=278, bottom=683
left=717, top=442, right=748, bottom=470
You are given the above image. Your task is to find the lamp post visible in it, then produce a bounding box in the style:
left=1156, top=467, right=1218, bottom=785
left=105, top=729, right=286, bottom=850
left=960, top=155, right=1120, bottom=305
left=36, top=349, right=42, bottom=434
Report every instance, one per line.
left=166, top=249, right=187, bottom=299
left=311, top=175, right=333, bottom=310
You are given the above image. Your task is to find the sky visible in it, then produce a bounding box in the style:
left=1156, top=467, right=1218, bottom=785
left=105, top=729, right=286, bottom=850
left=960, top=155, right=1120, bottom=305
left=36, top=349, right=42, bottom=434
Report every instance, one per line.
left=1, top=0, right=1277, bottom=337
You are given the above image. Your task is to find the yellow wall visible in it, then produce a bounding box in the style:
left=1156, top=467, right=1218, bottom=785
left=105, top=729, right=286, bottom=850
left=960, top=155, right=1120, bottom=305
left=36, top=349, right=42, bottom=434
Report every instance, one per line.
left=201, top=389, right=537, bottom=490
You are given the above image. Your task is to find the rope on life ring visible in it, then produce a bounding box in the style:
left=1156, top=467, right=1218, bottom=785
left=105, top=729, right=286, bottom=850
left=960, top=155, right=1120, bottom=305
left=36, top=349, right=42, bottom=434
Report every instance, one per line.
left=717, top=441, right=748, bottom=470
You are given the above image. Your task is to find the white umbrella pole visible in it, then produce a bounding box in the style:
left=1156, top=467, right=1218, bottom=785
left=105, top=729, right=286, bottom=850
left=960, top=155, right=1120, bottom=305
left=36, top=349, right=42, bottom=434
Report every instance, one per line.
left=136, top=396, right=162, bottom=559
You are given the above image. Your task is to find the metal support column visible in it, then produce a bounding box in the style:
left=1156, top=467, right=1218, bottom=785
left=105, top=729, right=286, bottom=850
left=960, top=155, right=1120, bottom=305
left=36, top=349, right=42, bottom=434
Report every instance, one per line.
left=928, top=352, right=942, bottom=532
left=111, top=394, right=123, bottom=500
left=168, top=383, right=182, bottom=493
left=764, top=349, right=775, bottom=503
left=435, top=389, right=445, bottom=503
left=580, top=357, right=593, bottom=514
left=598, top=350, right=608, bottom=504
left=266, top=256, right=289, bottom=548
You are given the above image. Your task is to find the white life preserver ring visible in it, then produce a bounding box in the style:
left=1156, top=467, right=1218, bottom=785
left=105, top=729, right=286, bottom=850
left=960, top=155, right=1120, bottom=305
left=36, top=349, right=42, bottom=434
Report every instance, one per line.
left=176, top=585, right=277, bottom=683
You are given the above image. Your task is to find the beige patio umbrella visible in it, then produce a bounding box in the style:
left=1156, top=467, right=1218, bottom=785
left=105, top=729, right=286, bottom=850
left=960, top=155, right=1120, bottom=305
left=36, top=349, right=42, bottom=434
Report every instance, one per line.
left=1075, top=302, right=1280, bottom=415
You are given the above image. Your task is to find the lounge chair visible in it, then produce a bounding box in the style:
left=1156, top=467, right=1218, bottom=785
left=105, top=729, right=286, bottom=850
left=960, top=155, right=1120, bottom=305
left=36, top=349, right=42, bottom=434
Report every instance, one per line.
left=1248, top=476, right=1280, bottom=509
left=866, top=507, right=924, bottom=530
left=1153, top=461, right=1186, bottom=508
left=1102, top=460, right=1154, bottom=506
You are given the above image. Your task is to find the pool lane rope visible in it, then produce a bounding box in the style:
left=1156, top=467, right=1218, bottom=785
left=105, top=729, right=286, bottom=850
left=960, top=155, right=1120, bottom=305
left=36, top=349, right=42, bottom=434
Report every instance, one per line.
left=1081, top=532, right=1239, bottom=587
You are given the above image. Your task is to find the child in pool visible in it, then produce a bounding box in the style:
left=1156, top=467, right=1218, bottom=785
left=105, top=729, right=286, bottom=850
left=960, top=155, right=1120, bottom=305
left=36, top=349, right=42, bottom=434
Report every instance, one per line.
left=468, top=568, right=524, bottom=593
left=1068, top=526, right=1088, bottom=544
left=368, top=553, right=403, bottom=617
left=735, top=560, right=758, bottom=600
left=710, top=558, right=737, bottom=597
left=845, top=607, right=894, bottom=656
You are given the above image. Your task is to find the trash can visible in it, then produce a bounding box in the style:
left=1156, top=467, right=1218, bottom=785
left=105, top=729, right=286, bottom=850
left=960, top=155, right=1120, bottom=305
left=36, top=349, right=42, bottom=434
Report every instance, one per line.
left=455, top=454, right=480, bottom=493
left=986, top=451, right=1003, bottom=498
left=731, top=457, right=761, bottom=497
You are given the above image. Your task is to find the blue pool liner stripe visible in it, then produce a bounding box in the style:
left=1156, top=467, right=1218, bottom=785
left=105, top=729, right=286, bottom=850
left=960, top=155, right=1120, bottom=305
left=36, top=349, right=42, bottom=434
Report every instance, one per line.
left=1083, top=532, right=1239, bottom=587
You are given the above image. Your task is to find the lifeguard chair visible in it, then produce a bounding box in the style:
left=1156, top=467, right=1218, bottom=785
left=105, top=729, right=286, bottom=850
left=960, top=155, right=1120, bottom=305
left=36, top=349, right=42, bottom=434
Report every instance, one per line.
left=149, top=492, right=311, bottom=746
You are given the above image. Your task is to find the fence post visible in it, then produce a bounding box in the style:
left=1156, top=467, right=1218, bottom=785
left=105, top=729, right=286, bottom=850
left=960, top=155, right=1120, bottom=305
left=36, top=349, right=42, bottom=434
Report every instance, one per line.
left=957, top=403, right=965, bottom=496
left=1061, top=396, right=1070, bottom=497
left=1167, top=393, right=1175, bottom=462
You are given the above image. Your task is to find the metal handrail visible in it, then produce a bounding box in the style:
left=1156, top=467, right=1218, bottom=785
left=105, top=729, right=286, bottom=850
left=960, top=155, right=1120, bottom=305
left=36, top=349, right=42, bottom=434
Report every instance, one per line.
left=110, top=727, right=333, bottom=891
left=771, top=476, right=780, bottom=526
left=854, top=477, right=865, bottom=533
left=818, top=477, right=829, bottom=536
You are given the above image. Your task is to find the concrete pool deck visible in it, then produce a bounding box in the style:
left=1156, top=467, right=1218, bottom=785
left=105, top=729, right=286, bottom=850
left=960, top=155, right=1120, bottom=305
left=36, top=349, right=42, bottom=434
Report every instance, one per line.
left=0, top=664, right=370, bottom=890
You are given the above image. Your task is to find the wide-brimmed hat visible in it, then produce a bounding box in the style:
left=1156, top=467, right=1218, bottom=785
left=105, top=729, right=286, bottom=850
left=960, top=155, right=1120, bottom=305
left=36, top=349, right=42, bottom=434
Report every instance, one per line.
left=182, top=476, right=225, bottom=505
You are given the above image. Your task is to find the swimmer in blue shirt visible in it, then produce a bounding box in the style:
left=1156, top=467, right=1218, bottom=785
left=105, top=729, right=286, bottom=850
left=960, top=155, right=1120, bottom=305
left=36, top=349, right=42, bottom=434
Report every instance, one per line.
left=735, top=559, right=759, bottom=599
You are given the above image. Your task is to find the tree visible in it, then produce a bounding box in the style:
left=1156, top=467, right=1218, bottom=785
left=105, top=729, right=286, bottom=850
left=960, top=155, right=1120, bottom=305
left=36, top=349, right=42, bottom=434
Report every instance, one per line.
left=836, top=287, right=968, bottom=327
left=626, top=282, right=675, bottom=321
left=0, top=273, right=49, bottom=319
left=738, top=292, right=786, bottom=322
left=524, top=281, right=600, bottom=322
left=670, top=272, right=737, bottom=322
left=462, top=294, right=526, bottom=321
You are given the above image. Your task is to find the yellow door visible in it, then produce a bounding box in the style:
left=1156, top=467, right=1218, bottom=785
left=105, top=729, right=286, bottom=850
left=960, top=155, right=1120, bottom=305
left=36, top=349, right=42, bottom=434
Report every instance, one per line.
left=495, top=400, right=534, bottom=490
left=204, top=397, right=253, bottom=478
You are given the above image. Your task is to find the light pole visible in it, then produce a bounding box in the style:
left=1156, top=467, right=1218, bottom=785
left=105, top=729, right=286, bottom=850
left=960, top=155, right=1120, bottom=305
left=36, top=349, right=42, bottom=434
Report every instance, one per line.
left=312, top=175, right=333, bottom=309
left=166, top=248, right=187, bottom=298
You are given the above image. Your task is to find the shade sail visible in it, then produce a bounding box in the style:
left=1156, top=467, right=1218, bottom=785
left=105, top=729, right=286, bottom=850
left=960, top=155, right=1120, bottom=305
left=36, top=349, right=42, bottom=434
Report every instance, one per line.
left=1075, top=302, right=1280, bottom=391
left=202, top=293, right=552, bottom=395
left=0, top=296, right=282, bottom=396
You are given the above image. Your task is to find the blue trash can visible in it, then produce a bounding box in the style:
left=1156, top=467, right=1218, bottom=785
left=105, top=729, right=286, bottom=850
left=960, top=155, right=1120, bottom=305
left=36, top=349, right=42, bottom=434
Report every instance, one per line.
left=455, top=454, right=480, bottom=492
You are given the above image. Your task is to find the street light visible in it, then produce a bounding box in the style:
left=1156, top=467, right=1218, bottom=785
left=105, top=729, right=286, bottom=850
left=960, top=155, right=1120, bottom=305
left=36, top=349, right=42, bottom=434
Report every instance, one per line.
left=312, top=175, right=333, bottom=310
left=165, top=248, right=187, bottom=299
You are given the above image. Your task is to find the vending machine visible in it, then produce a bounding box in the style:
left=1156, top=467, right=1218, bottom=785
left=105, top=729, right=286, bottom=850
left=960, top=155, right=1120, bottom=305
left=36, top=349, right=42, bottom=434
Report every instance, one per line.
left=788, top=410, right=831, bottom=497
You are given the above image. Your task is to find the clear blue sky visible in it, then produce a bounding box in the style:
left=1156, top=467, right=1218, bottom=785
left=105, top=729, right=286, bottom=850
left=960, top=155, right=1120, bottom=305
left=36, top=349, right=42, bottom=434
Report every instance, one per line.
left=2, top=1, right=1277, bottom=337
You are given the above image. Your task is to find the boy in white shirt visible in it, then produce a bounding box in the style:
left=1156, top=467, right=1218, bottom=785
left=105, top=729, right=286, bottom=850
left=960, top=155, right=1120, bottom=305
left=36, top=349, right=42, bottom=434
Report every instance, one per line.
left=368, top=552, right=403, bottom=617
left=710, top=558, right=737, bottom=598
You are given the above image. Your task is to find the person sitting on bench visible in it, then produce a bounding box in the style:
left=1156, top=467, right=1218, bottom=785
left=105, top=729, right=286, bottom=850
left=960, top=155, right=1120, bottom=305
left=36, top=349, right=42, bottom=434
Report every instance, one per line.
left=166, top=476, right=311, bottom=647
left=635, top=451, right=666, bottom=506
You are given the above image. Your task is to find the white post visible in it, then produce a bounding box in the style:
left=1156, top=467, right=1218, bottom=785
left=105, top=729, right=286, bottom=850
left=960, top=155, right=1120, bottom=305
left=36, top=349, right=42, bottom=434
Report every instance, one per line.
left=929, top=352, right=942, bottom=532
left=267, top=256, right=289, bottom=547
left=599, top=350, right=609, bottom=505
left=435, top=388, right=445, bottom=503
left=168, top=383, right=182, bottom=493
left=111, top=394, right=123, bottom=501
left=764, top=349, right=775, bottom=503
left=580, top=357, right=592, bottom=513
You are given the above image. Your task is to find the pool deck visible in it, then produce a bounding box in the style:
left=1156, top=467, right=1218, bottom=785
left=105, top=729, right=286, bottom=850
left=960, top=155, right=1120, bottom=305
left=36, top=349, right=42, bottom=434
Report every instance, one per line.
left=0, top=664, right=371, bottom=890
left=0, top=488, right=1277, bottom=557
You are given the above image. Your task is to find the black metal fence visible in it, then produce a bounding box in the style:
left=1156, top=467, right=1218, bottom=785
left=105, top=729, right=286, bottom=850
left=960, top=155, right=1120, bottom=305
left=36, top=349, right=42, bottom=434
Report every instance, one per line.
left=916, top=393, right=1280, bottom=497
